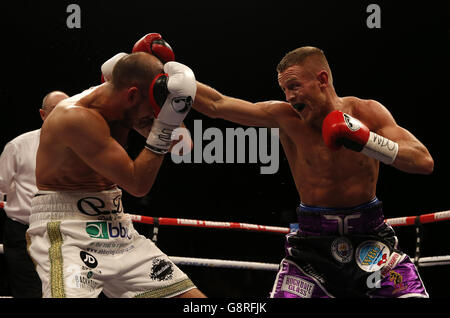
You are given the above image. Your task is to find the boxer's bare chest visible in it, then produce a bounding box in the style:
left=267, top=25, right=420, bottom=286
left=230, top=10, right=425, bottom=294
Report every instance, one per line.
left=279, top=116, right=378, bottom=207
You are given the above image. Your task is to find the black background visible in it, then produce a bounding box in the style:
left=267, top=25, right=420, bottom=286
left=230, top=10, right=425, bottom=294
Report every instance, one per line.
left=0, top=0, right=449, bottom=302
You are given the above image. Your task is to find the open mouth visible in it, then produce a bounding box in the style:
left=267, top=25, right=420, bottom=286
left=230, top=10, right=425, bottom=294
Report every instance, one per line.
left=292, top=103, right=306, bottom=112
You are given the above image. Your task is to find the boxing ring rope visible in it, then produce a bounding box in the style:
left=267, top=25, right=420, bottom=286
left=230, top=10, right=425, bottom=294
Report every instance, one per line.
left=129, top=214, right=290, bottom=234
left=129, top=210, right=450, bottom=233
left=127, top=210, right=450, bottom=270
left=383, top=210, right=450, bottom=226
left=0, top=209, right=450, bottom=271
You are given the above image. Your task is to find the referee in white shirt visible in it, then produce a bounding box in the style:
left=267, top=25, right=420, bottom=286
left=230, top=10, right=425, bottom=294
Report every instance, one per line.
left=0, top=91, right=68, bottom=297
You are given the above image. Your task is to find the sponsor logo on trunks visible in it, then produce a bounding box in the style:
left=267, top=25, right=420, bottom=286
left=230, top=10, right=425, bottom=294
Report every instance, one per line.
left=86, top=241, right=134, bottom=256
left=302, top=263, right=326, bottom=284
left=281, top=275, right=314, bottom=298
left=150, top=258, right=174, bottom=281
left=80, top=251, right=98, bottom=269
left=66, top=264, right=98, bottom=291
left=77, top=195, right=123, bottom=217
left=355, top=240, right=390, bottom=272
left=367, top=252, right=404, bottom=289
left=389, top=270, right=408, bottom=294
left=380, top=252, right=402, bottom=277
left=330, top=236, right=353, bottom=264
left=85, top=222, right=132, bottom=240
left=322, top=214, right=361, bottom=235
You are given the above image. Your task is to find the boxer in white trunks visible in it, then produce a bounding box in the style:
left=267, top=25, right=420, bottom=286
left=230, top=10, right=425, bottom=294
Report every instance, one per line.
left=26, top=49, right=205, bottom=298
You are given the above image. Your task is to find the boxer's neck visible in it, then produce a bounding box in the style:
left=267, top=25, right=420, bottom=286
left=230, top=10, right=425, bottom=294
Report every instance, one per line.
left=79, top=84, right=130, bottom=121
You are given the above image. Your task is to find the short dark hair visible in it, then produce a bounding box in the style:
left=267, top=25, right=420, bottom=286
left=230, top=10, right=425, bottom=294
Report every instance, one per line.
left=277, top=46, right=329, bottom=73
left=277, top=46, right=333, bottom=83
left=111, top=52, right=164, bottom=97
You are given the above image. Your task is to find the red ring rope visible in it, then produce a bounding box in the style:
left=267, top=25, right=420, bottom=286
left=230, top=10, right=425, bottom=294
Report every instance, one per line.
left=129, top=214, right=290, bottom=234
left=128, top=209, right=450, bottom=234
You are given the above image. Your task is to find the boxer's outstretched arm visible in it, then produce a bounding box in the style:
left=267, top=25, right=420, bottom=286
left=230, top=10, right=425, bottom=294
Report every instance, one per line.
left=194, top=82, right=291, bottom=128
left=357, top=100, right=434, bottom=174
left=56, top=106, right=164, bottom=197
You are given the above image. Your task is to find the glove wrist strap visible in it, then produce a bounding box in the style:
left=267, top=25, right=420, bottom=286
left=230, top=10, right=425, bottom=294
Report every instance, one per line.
left=145, top=119, right=178, bottom=155
left=362, top=131, right=399, bottom=165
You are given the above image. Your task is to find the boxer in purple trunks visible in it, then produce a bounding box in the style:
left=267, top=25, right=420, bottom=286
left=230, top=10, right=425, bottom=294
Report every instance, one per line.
left=193, top=46, right=433, bottom=297
left=271, top=197, right=428, bottom=297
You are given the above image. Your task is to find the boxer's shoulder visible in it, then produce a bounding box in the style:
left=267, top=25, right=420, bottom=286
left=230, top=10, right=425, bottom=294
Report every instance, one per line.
left=340, top=96, right=372, bottom=113
left=44, top=101, right=108, bottom=144
left=52, top=103, right=103, bottom=124
left=341, top=97, right=384, bottom=114
left=340, top=97, right=388, bottom=128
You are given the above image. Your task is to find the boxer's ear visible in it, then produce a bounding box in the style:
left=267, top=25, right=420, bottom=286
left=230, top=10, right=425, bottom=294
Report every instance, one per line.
left=126, top=87, right=140, bottom=104
left=317, top=70, right=329, bottom=88
left=39, top=109, right=46, bottom=121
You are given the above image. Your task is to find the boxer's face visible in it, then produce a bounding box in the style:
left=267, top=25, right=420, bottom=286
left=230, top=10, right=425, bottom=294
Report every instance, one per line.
left=278, top=64, right=326, bottom=125
left=122, top=88, right=155, bottom=128
left=132, top=98, right=155, bottom=131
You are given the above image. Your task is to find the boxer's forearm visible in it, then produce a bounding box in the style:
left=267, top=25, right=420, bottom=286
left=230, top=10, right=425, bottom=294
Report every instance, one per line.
left=122, top=149, right=165, bottom=197
left=376, top=125, right=434, bottom=174
left=193, top=82, right=223, bottom=118
left=194, top=82, right=281, bottom=128
left=390, top=140, right=434, bottom=175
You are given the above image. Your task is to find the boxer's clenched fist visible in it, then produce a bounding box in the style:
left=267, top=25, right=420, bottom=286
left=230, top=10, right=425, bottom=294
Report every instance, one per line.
left=145, top=62, right=196, bottom=155
left=322, top=110, right=399, bottom=164
left=132, top=33, right=175, bottom=63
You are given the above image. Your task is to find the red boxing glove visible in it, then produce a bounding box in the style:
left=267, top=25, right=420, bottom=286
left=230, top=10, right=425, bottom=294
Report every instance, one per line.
left=322, top=110, right=398, bottom=164
left=132, top=33, right=175, bottom=63
left=322, top=110, right=369, bottom=151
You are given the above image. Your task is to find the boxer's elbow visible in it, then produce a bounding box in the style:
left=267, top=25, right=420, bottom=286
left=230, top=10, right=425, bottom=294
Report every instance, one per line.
left=419, top=154, right=434, bottom=175
left=410, top=152, right=434, bottom=175
left=124, top=179, right=152, bottom=198
left=127, top=186, right=150, bottom=198
left=394, top=151, right=434, bottom=175
left=132, top=189, right=149, bottom=198
left=401, top=143, right=434, bottom=175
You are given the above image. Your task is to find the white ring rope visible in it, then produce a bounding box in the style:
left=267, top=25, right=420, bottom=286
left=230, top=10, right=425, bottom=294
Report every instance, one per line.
left=169, top=256, right=280, bottom=271
left=0, top=242, right=448, bottom=270
left=415, top=255, right=450, bottom=267
left=168, top=255, right=450, bottom=271
left=170, top=255, right=448, bottom=270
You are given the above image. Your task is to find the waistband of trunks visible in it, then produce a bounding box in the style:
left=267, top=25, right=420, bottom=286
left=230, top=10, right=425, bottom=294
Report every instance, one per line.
left=297, top=197, right=385, bottom=235
left=30, top=187, right=124, bottom=221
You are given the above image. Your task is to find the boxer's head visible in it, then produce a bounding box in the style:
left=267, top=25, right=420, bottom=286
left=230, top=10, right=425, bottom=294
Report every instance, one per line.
left=111, top=52, right=164, bottom=123
left=40, top=91, right=69, bottom=121
left=277, top=47, right=334, bottom=126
